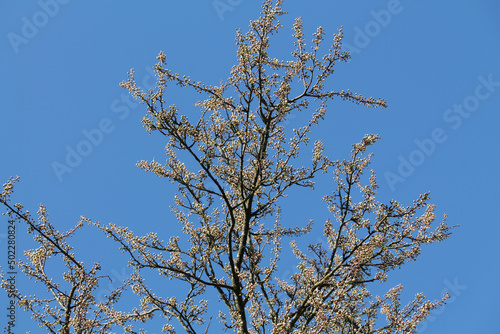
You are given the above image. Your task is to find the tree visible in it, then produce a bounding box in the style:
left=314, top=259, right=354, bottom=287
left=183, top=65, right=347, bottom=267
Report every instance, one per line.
left=1, top=1, right=453, bottom=333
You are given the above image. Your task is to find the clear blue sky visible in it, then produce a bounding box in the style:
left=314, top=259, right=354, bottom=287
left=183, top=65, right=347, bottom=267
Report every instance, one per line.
left=1, top=1, right=499, bottom=333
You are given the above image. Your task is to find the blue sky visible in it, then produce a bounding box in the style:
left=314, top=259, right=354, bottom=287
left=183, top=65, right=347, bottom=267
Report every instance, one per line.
left=1, top=1, right=499, bottom=333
